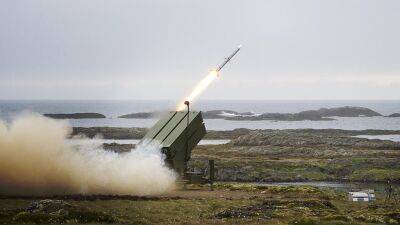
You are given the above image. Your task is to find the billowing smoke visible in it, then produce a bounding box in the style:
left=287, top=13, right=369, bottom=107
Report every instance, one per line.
left=0, top=114, right=176, bottom=196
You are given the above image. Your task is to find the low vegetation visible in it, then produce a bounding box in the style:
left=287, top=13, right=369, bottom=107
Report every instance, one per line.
left=190, top=134, right=400, bottom=182
left=0, top=184, right=399, bottom=224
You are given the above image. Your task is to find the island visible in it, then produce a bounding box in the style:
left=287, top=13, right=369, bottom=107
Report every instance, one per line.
left=118, top=106, right=382, bottom=121
left=44, top=113, right=106, bottom=119
left=387, top=113, right=400, bottom=117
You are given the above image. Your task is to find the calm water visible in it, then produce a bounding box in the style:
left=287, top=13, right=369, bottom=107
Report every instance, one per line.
left=1, top=100, right=400, bottom=130
left=258, top=181, right=400, bottom=194
left=355, top=135, right=400, bottom=142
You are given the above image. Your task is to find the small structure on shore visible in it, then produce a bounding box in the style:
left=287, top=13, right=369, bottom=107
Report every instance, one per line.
left=348, top=190, right=375, bottom=202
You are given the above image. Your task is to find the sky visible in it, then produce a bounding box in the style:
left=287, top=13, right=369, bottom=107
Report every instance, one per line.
left=0, top=0, right=399, bottom=100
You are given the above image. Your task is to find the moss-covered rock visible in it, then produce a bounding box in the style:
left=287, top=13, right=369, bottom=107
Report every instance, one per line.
left=0, top=200, right=119, bottom=224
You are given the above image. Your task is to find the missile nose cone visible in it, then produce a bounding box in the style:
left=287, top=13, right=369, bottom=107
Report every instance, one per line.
left=237, top=45, right=242, bottom=49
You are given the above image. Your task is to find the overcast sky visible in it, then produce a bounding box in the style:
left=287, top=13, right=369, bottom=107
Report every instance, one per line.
left=0, top=0, right=399, bottom=100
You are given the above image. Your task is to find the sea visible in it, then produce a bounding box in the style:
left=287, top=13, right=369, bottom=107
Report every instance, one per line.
left=1, top=100, right=400, bottom=131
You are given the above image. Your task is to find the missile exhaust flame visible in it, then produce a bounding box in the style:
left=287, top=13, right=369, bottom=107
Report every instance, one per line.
left=176, top=46, right=241, bottom=111
left=177, top=70, right=218, bottom=111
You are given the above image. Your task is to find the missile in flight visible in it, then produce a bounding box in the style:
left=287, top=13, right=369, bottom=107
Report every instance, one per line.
left=215, top=45, right=241, bottom=73
left=176, top=45, right=241, bottom=111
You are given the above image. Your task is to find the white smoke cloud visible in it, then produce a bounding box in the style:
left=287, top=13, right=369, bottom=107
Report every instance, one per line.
left=0, top=114, right=176, bottom=196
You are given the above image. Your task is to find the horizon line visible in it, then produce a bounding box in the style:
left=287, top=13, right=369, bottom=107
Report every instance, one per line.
left=0, top=98, right=400, bottom=101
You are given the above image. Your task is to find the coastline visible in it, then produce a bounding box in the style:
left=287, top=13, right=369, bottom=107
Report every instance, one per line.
left=70, top=127, right=400, bottom=184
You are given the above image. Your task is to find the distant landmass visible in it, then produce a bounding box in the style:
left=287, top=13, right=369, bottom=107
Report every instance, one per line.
left=44, top=113, right=106, bottom=119
left=118, top=106, right=382, bottom=121
left=387, top=113, right=400, bottom=117
left=41, top=106, right=385, bottom=121
left=118, top=112, right=155, bottom=119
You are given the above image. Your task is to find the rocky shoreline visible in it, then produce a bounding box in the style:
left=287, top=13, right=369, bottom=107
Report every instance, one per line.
left=72, top=127, right=146, bottom=139
left=72, top=126, right=400, bottom=140
left=71, top=126, right=400, bottom=183
left=118, top=106, right=384, bottom=121
left=388, top=113, right=400, bottom=117
left=49, top=106, right=395, bottom=121
left=44, top=113, right=106, bottom=119
left=231, top=129, right=400, bottom=149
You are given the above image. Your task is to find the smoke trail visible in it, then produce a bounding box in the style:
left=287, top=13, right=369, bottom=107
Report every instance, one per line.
left=0, top=114, right=176, bottom=196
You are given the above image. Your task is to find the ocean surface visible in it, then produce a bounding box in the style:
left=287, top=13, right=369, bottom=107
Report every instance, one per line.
left=1, top=100, right=400, bottom=131
left=355, top=135, right=400, bottom=142
left=257, top=181, right=400, bottom=194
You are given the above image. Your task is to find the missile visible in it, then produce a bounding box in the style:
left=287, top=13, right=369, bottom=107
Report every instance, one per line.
left=215, top=45, right=241, bottom=72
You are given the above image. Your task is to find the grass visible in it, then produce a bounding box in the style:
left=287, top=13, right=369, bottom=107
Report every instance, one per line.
left=2, top=132, right=400, bottom=224
left=0, top=184, right=398, bottom=224
left=190, top=144, right=400, bottom=182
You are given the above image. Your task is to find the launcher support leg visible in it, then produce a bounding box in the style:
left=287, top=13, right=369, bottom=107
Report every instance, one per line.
left=209, top=160, right=215, bottom=191
left=184, top=101, right=190, bottom=186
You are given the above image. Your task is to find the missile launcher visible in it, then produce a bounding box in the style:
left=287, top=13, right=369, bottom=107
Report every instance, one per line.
left=140, top=111, right=206, bottom=176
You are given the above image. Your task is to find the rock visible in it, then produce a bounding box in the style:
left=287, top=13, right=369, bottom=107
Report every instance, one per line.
left=117, top=106, right=381, bottom=121
left=103, top=143, right=135, bottom=153
left=231, top=130, right=400, bottom=149
left=229, top=106, right=381, bottom=121
left=387, top=113, right=400, bottom=117
left=13, top=199, right=118, bottom=223
left=72, top=127, right=147, bottom=139
left=298, top=106, right=382, bottom=117
left=215, top=199, right=336, bottom=219
left=26, top=200, right=72, bottom=213
left=72, top=126, right=250, bottom=140
left=205, top=128, right=251, bottom=139
left=118, top=110, right=258, bottom=119
left=71, top=127, right=400, bottom=140
left=202, top=110, right=258, bottom=119
left=119, top=112, right=157, bottom=119
left=229, top=112, right=335, bottom=121
left=44, top=113, right=106, bottom=119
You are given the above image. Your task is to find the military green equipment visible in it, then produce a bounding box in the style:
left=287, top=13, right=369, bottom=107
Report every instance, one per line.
left=209, top=160, right=215, bottom=190
left=140, top=111, right=206, bottom=176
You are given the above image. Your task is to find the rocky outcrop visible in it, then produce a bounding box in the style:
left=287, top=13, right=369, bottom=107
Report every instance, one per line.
left=229, top=106, right=381, bottom=121
left=103, top=143, right=135, bottom=153
left=9, top=200, right=118, bottom=224
left=71, top=127, right=400, bottom=140
left=72, top=127, right=251, bottom=140
left=119, top=112, right=158, bottom=119
left=231, top=130, right=400, bottom=149
left=205, top=128, right=251, bottom=139
left=298, top=106, right=382, bottom=117
left=72, top=127, right=147, bottom=139
left=119, top=110, right=258, bottom=119
left=387, top=113, right=400, bottom=117
left=228, top=113, right=334, bottom=121
left=202, top=110, right=258, bottom=119
left=117, top=106, right=382, bottom=121
left=44, top=113, right=106, bottom=119
left=189, top=138, right=400, bottom=182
